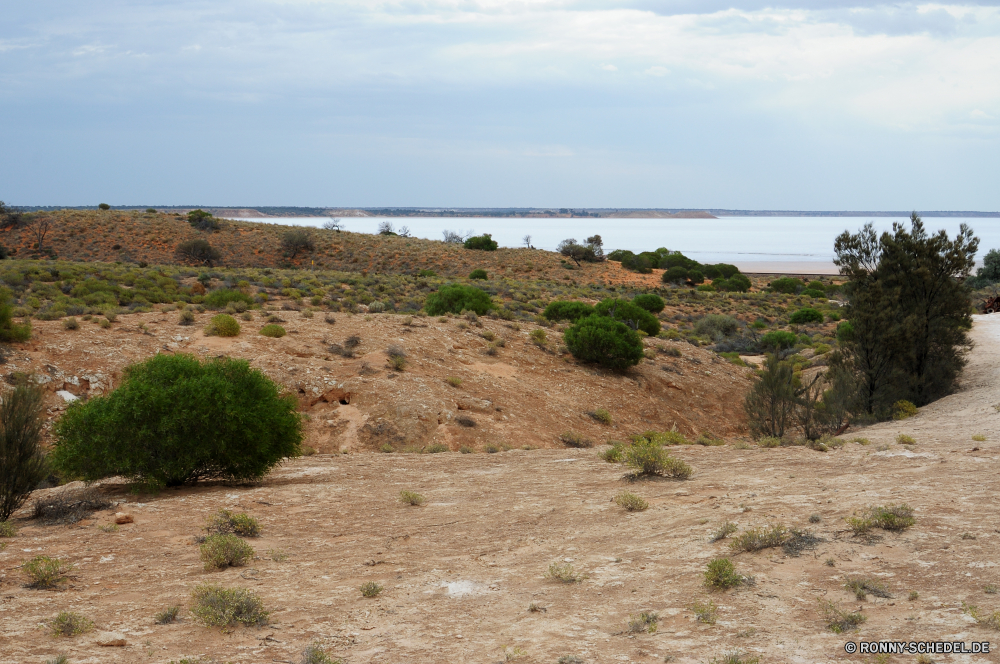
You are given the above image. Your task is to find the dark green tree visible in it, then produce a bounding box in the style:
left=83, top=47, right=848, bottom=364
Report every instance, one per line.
left=594, top=298, right=660, bottom=336
left=0, top=287, right=32, bottom=343
left=187, top=209, right=220, bottom=231
left=463, top=234, right=498, bottom=251
left=177, top=239, right=221, bottom=266
left=563, top=315, right=644, bottom=370
left=281, top=230, right=314, bottom=258
left=743, top=354, right=797, bottom=439
left=0, top=384, right=48, bottom=521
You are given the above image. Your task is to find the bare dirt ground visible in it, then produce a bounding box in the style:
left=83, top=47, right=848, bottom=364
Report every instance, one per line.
left=1, top=316, right=999, bottom=664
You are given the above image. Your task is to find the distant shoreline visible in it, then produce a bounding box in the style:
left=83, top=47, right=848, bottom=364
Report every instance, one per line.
left=16, top=206, right=1000, bottom=218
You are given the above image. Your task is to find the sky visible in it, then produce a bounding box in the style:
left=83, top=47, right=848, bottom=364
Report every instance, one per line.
left=1, top=1, right=999, bottom=210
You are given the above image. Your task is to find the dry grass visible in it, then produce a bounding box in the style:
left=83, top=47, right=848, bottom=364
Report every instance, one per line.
left=729, top=524, right=788, bottom=553
left=155, top=605, right=181, bottom=624
left=546, top=562, right=585, bottom=583
left=23, top=555, right=72, bottom=589
left=709, top=522, right=738, bottom=543
left=360, top=581, right=383, bottom=598
left=560, top=431, right=594, bottom=448
left=627, top=611, right=659, bottom=633
left=613, top=490, right=649, bottom=512
left=191, top=584, right=269, bottom=629
left=691, top=599, right=718, bottom=624
left=199, top=534, right=255, bottom=571
left=206, top=510, right=261, bottom=537
left=844, top=577, right=893, bottom=600
left=819, top=599, right=866, bottom=633
left=49, top=611, right=94, bottom=637
left=399, top=490, right=426, bottom=506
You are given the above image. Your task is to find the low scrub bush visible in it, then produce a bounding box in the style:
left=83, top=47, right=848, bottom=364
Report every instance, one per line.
left=360, top=581, right=383, bottom=598
left=259, top=324, right=286, bottom=338
left=386, top=345, right=407, bottom=371
left=613, top=490, right=648, bottom=512
left=529, top=328, right=547, bottom=346
left=704, top=557, right=747, bottom=590
left=204, top=288, right=254, bottom=310
left=463, top=234, right=498, bottom=251
left=622, top=439, right=692, bottom=479
left=627, top=610, right=659, bottom=633
left=729, top=524, right=788, bottom=552
left=846, top=503, right=914, bottom=536
left=632, top=293, right=664, bottom=313
left=560, top=431, right=593, bottom=448
left=707, top=651, right=760, bottom=664
left=543, top=301, right=595, bottom=322
left=691, top=599, right=718, bottom=624
left=695, top=314, right=740, bottom=340
left=456, top=415, right=476, bottom=427
left=191, top=584, right=269, bottom=628
left=819, top=599, right=866, bottom=633
left=31, top=487, right=112, bottom=523
left=300, top=643, right=343, bottom=664
left=0, top=520, right=15, bottom=537
left=844, top=577, right=892, bottom=600
left=759, top=330, right=797, bottom=351
left=179, top=309, right=195, bottom=325
left=896, top=433, right=916, bottom=445
left=546, top=561, right=585, bottom=583
left=155, top=605, right=180, bottom=624
left=892, top=400, right=918, bottom=420
left=205, top=314, right=240, bottom=337
left=425, top=284, right=493, bottom=316
left=0, top=383, right=48, bottom=521
left=446, top=376, right=462, bottom=387
left=469, top=269, right=488, bottom=280
left=589, top=408, right=612, bottom=425
left=963, top=602, right=1000, bottom=630
left=63, top=317, right=79, bottom=330
left=564, top=315, right=644, bottom=370
left=399, top=490, right=425, bottom=506
left=709, top=522, right=738, bottom=542
left=24, top=555, right=72, bottom=589
left=594, top=298, right=660, bottom=336
left=51, top=354, right=302, bottom=489
left=788, top=307, right=824, bottom=324
left=206, top=510, right=261, bottom=537
left=200, top=534, right=254, bottom=570
left=0, top=287, right=32, bottom=342
left=50, top=611, right=94, bottom=637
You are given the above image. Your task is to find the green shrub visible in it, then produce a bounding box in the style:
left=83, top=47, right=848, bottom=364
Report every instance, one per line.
left=0, top=520, right=15, bottom=537
left=563, top=315, right=643, bottom=371
left=662, top=266, right=689, bottom=284
left=627, top=611, right=659, bottom=633
left=632, top=293, right=665, bottom=313
left=769, top=277, right=803, bottom=294
left=622, top=439, right=692, bottom=478
left=179, top=309, right=196, bottom=325
left=529, top=328, right=547, bottom=345
left=546, top=561, right=585, bottom=583
left=594, top=298, right=660, bottom=336
left=892, top=400, right=918, bottom=420
left=446, top=376, right=462, bottom=387
left=155, top=605, right=180, bottom=624
left=200, top=534, right=254, bottom=570
left=729, top=524, right=788, bottom=552
left=50, top=611, right=94, bottom=636
left=846, top=503, right=915, bottom=537
left=614, top=490, right=648, bottom=512
left=0, top=287, right=32, bottom=342
left=896, top=433, right=916, bottom=445
left=469, top=269, right=488, bottom=280
left=759, top=330, right=797, bottom=350
left=63, top=317, right=79, bottom=330
left=590, top=408, right=612, bottom=425
left=543, top=301, right=595, bottom=322
left=300, top=643, right=342, bottom=664
left=560, top=431, right=593, bottom=448
left=0, top=383, right=47, bottom=521
left=399, top=490, right=425, bottom=506
left=714, top=273, right=751, bottom=292
left=51, top=354, right=302, bottom=489
left=802, top=288, right=826, bottom=298
left=177, top=238, right=221, bottom=266
left=204, top=288, right=254, bottom=309
left=206, top=509, right=261, bottom=537
left=187, top=209, right=220, bottom=231
left=360, top=581, right=383, bottom=597
left=191, top=584, right=269, bottom=628
left=704, top=558, right=745, bottom=590
left=463, top=234, right=498, bottom=251
left=259, top=324, right=286, bottom=338
left=424, top=284, right=493, bottom=315
left=24, top=555, right=72, bottom=589
left=691, top=599, right=718, bottom=624
left=206, top=314, right=240, bottom=337
left=788, top=307, right=824, bottom=324
left=695, top=314, right=740, bottom=339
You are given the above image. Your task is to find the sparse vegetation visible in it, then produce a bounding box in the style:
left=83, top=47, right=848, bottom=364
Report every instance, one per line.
left=446, top=376, right=462, bottom=387
left=707, top=651, right=760, bottom=664
left=546, top=561, right=585, bottom=583
left=729, top=524, right=788, bottom=552
left=820, top=599, right=866, bottom=633
left=691, top=599, right=718, bottom=624
left=399, top=490, right=426, bottom=506
left=386, top=345, right=407, bottom=371
left=846, top=503, right=915, bottom=537
left=52, top=354, right=302, bottom=489
left=704, top=558, right=747, bottom=590
left=155, top=605, right=181, bottom=624
left=49, top=611, right=94, bottom=637
left=191, top=584, right=269, bottom=628
left=896, top=433, right=916, bottom=445
left=844, top=576, right=892, bottom=600
left=23, top=555, right=72, bottom=589
left=613, top=490, right=648, bottom=512
left=589, top=408, right=612, bottom=425
left=627, top=610, right=659, bottom=633
left=622, top=439, right=692, bottom=479
left=560, top=431, right=594, bottom=448
left=360, top=581, right=383, bottom=598
left=206, top=510, right=261, bottom=537
left=892, top=400, right=918, bottom=420
left=709, top=522, right=738, bottom=542
left=300, top=643, right=342, bottom=664
left=963, top=602, right=1000, bottom=630
left=200, top=534, right=255, bottom=571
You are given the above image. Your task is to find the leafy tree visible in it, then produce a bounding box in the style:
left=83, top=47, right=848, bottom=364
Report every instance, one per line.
left=187, top=209, right=220, bottom=231
left=585, top=235, right=605, bottom=259
left=464, top=234, right=498, bottom=251
left=835, top=214, right=978, bottom=412
left=662, top=266, right=688, bottom=284
left=378, top=221, right=396, bottom=235
left=759, top=330, right=796, bottom=351
left=632, top=293, right=664, bottom=313
left=557, top=239, right=598, bottom=266
left=98, top=203, right=110, bottom=210
left=51, top=354, right=302, bottom=488
left=0, top=201, right=24, bottom=230
left=424, top=284, right=493, bottom=315
left=789, top=307, right=824, bottom=324
left=594, top=298, right=660, bottom=336
left=563, top=315, right=644, bottom=370
left=177, top=239, right=221, bottom=266
left=973, top=248, right=1000, bottom=284
left=714, top=273, right=751, bottom=292
left=281, top=230, right=314, bottom=258
left=0, top=287, right=31, bottom=342
left=0, top=383, right=48, bottom=521
left=543, top=301, right=595, bottom=322
left=743, top=354, right=797, bottom=438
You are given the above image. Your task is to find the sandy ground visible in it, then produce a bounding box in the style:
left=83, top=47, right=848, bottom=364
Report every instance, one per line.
left=1, top=317, right=999, bottom=663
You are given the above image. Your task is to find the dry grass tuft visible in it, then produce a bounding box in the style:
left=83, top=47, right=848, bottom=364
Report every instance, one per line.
left=206, top=510, right=261, bottom=537
left=819, top=599, right=866, bottom=633
left=613, top=491, right=648, bottom=512
left=546, top=561, right=585, bottom=583
left=844, top=577, right=893, bottom=600
left=360, top=581, right=383, bottom=598
left=399, top=490, right=426, bottom=506
left=627, top=611, right=659, bottom=633
left=49, top=611, right=94, bottom=637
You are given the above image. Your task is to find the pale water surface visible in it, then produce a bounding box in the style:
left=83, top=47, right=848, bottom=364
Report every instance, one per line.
left=228, top=216, right=999, bottom=273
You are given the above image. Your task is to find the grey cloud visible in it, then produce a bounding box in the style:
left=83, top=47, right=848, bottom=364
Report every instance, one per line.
left=615, top=0, right=999, bottom=13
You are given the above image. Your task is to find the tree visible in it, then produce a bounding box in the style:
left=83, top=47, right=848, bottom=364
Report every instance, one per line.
left=743, top=354, right=797, bottom=438
left=585, top=235, right=605, bottom=260
left=398, top=225, right=411, bottom=238
left=51, top=354, right=302, bottom=489
left=0, top=287, right=32, bottom=342
left=187, top=209, right=220, bottom=231
left=281, top=230, right=314, bottom=258
left=28, top=217, right=50, bottom=251
left=543, top=301, right=595, bottom=322
left=835, top=214, right=978, bottom=413
left=563, top=315, right=644, bottom=371
left=464, top=234, right=498, bottom=251
left=0, top=383, right=48, bottom=521
left=662, top=266, right=688, bottom=284
left=975, top=248, right=1000, bottom=283
left=177, top=239, right=221, bottom=266
left=98, top=203, right=110, bottom=210
left=522, top=234, right=533, bottom=249
left=594, top=298, right=660, bottom=336
left=378, top=221, right=396, bottom=235
left=322, top=218, right=343, bottom=231
left=442, top=230, right=467, bottom=244
left=0, top=201, right=24, bottom=230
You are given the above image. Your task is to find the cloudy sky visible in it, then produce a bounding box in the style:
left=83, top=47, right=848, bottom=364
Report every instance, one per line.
left=2, top=1, right=999, bottom=209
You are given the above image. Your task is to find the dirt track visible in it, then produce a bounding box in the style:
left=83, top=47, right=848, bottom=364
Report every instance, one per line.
left=1, top=317, right=999, bottom=663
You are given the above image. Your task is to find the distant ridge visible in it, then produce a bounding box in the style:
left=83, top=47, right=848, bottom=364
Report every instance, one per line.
left=14, top=206, right=1000, bottom=218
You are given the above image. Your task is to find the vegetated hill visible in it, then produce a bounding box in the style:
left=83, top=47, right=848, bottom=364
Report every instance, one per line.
left=0, top=209, right=606, bottom=279
left=2, top=317, right=997, bottom=664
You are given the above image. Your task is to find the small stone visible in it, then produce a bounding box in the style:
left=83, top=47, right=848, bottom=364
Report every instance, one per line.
left=56, top=390, right=79, bottom=403
left=96, top=632, right=127, bottom=647
left=114, top=512, right=133, bottom=524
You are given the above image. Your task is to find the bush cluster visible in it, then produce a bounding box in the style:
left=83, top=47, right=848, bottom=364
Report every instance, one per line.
left=424, top=284, right=493, bottom=315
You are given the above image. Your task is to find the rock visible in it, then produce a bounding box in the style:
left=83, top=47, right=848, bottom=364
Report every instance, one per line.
left=96, top=632, right=127, bottom=647
left=57, top=390, right=79, bottom=403
left=114, top=512, right=134, bottom=524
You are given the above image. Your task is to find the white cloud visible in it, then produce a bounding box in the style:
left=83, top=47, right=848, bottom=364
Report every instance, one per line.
left=644, top=65, right=670, bottom=76
left=601, top=63, right=618, bottom=71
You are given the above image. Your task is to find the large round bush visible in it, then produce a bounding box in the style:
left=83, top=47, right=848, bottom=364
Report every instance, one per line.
left=463, top=234, right=498, bottom=251
left=204, top=288, right=255, bottom=309
left=789, top=307, right=824, bottom=324
left=594, top=299, right=661, bottom=337
left=207, top=314, right=241, bottom=337
left=51, top=354, right=302, bottom=488
left=662, top=266, right=688, bottom=284
left=424, top=284, right=493, bottom=315
left=632, top=293, right=665, bottom=314
left=543, top=300, right=595, bottom=322
left=564, top=315, right=644, bottom=370
left=760, top=330, right=797, bottom=350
